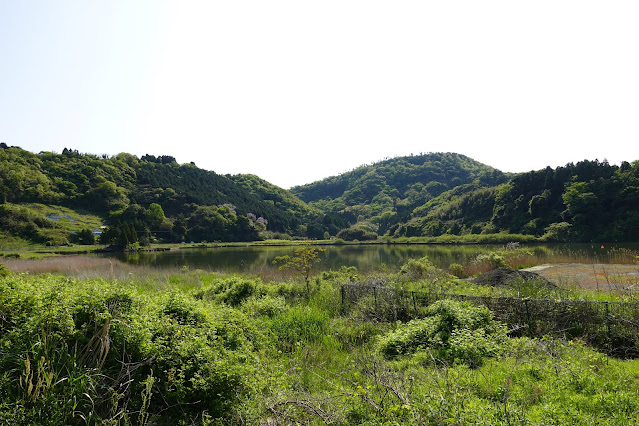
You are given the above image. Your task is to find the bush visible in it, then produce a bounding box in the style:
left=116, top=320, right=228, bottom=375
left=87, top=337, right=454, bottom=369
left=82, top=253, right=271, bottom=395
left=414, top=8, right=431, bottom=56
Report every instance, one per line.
left=69, top=228, right=95, bottom=245
left=448, top=263, right=465, bottom=278
left=399, top=256, right=452, bottom=281
left=162, top=291, right=207, bottom=325
left=321, top=266, right=359, bottom=283
left=0, top=275, right=263, bottom=423
left=241, top=295, right=288, bottom=318
left=474, top=252, right=507, bottom=269
left=0, top=262, right=9, bottom=278
left=194, top=275, right=259, bottom=306
left=336, top=226, right=378, bottom=241
left=377, top=299, right=508, bottom=367
left=270, top=305, right=330, bottom=351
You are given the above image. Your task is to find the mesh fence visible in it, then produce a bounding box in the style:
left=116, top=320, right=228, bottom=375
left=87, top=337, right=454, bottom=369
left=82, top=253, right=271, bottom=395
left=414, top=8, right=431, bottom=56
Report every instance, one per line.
left=340, top=284, right=639, bottom=358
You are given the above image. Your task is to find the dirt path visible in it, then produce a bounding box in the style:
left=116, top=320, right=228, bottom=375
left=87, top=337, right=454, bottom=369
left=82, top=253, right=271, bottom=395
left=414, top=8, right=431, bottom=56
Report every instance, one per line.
left=523, top=263, right=639, bottom=290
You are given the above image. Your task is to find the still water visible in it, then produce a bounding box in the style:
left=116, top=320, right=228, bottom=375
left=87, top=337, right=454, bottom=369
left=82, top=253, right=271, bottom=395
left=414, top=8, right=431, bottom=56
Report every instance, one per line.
left=98, top=243, right=639, bottom=274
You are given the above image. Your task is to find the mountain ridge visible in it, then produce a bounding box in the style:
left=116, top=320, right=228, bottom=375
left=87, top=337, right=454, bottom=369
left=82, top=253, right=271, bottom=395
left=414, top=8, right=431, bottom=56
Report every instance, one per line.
left=1, top=143, right=638, bottom=245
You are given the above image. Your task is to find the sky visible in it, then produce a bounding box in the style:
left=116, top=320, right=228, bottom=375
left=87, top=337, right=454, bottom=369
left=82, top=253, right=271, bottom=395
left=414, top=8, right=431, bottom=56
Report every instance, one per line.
left=1, top=1, right=638, bottom=189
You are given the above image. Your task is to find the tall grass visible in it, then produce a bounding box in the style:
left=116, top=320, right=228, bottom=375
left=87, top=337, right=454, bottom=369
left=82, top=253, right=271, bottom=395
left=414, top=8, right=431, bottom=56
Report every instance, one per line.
left=2, top=259, right=639, bottom=424
left=458, top=245, right=639, bottom=279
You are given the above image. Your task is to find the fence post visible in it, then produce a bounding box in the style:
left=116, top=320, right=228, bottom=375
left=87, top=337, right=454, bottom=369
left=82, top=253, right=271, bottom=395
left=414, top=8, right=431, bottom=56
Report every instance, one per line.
left=524, top=299, right=532, bottom=336
left=373, top=286, right=378, bottom=311
left=340, top=285, right=345, bottom=313
left=605, top=302, right=611, bottom=342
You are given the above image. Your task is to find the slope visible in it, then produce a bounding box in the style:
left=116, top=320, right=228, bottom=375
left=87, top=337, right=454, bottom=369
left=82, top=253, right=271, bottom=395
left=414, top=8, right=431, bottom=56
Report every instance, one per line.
left=290, top=152, right=508, bottom=235
left=0, top=146, right=320, bottom=245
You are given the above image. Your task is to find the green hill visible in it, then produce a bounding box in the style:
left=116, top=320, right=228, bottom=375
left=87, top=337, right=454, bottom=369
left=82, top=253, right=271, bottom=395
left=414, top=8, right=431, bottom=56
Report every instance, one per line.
left=392, top=159, right=639, bottom=242
left=0, top=146, right=321, bottom=246
left=291, top=153, right=639, bottom=243
left=290, top=152, right=508, bottom=236
left=2, top=144, right=639, bottom=246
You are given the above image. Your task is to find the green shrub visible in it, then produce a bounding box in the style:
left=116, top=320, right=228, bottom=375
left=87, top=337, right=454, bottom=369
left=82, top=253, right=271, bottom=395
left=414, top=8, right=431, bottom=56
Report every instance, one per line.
left=321, top=266, right=359, bottom=283
left=0, top=274, right=263, bottom=423
left=270, top=305, right=330, bottom=351
left=241, top=295, right=288, bottom=318
left=474, top=252, right=507, bottom=269
left=377, top=299, right=508, bottom=367
left=0, top=262, right=9, bottom=278
left=193, top=275, right=259, bottom=306
left=162, top=291, right=207, bottom=325
left=448, top=263, right=465, bottom=278
left=336, top=226, right=378, bottom=241
left=399, top=256, right=452, bottom=281
left=221, top=278, right=256, bottom=306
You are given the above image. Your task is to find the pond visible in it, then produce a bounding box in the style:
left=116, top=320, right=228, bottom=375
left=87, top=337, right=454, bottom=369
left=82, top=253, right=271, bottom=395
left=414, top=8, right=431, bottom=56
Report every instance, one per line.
left=97, top=243, right=639, bottom=274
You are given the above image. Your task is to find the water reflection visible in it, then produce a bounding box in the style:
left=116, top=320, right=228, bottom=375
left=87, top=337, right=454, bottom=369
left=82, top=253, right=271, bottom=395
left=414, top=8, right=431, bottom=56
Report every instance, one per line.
left=98, top=243, right=639, bottom=274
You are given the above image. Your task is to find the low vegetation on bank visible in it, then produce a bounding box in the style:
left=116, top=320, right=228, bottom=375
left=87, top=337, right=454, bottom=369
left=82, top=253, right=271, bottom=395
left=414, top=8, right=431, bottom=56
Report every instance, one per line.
left=1, top=251, right=639, bottom=425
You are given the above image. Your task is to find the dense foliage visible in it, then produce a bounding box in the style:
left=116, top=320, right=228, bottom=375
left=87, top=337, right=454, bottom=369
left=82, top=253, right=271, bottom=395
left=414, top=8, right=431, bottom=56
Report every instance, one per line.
left=377, top=300, right=509, bottom=367
left=394, top=159, right=639, bottom=242
left=1, top=260, right=638, bottom=424
left=291, top=152, right=508, bottom=235
left=0, top=146, right=325, bottom=245
left=291, top=154, right=639, bottom=242
left=2, top=144, right=639, bottom=245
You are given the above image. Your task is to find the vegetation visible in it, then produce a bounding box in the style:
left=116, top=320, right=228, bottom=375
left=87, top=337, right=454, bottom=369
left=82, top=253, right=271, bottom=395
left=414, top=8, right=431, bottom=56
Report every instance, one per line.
left=1, top=252, right=639, bottom=424
left=377, top=300, right=509, bottom=366
left=0, top=203, right=71, bottom=246
left=2, top=145, right=639, bottom=247
left=392, top=159, right=639, bottom=242
left=292, top=154, right=639, bottom=243
left=273, top=244, right=325, bottom=295
left=0, top=145, right=333, bottom=247
left=291, top=152, right=508, bottom=236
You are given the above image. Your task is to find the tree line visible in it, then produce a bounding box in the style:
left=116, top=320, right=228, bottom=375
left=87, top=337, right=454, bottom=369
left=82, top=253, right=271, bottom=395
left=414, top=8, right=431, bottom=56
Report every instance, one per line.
left=0, top=145, right=334, bottom=247
left=2, top=144, right=638, bottom=245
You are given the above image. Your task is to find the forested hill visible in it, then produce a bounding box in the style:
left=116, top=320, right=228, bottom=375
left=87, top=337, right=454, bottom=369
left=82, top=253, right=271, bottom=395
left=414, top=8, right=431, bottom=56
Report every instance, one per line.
left=2, top=144, right=639, bottom=245
left=290, top=153, right=639, bottom=243
left=290, top=152, right=509, bottom=235
left=0, top=145, right=323, bottom=245
left=392, top=159, right=639, bottom=242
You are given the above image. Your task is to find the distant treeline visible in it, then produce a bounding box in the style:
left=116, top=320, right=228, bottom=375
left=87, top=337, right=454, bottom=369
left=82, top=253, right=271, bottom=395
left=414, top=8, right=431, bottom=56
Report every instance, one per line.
left=391, top=159, right=639, bottom=242
left=0, top=145, right=338, bottom=246
left=1, top=144, right=638, bottom=245
left=293, top=153, right=639, bottom=242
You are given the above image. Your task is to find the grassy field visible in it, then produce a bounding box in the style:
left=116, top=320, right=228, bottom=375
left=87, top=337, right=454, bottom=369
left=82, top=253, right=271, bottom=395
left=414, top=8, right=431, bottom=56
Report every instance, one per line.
left=24, top=203, right=103, bottom=233
left=1, top=252, right=639, bottom=425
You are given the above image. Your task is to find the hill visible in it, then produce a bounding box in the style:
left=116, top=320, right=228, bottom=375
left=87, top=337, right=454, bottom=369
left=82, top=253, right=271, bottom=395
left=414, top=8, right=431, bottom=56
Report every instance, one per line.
left=290, top=152, right=509, bottom=236
left=2, top=144, right=639, bottom=246
left=292, top=153, right=639, bottom=243
left=392, top=159, right=639, bottom=242
left=0, top=146, right=322, bottom=246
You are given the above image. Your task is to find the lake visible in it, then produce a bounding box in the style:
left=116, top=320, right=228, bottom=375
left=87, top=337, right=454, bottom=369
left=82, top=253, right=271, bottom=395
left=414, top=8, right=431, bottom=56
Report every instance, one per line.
left=98, top=243, right=639, bottom=274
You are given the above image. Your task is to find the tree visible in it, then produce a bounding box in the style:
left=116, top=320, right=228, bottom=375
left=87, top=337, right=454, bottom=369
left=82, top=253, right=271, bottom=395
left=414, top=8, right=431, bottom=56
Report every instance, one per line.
left=76, top=229, right=95, bottom=245
left=273, top=244, right=325, bottom=296
left=147, top=203, right=166, bottom=225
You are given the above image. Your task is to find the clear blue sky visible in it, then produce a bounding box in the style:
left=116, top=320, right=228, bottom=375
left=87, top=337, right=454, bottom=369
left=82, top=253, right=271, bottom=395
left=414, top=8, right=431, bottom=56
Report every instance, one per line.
left=2, top=1, right=638, bottom=188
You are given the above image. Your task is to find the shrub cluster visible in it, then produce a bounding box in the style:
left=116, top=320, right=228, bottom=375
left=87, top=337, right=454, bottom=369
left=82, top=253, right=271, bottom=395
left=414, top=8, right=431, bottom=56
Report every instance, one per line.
left=377, top=299, right=509, bottom=367
left=0, top=274, right=263, bottom=424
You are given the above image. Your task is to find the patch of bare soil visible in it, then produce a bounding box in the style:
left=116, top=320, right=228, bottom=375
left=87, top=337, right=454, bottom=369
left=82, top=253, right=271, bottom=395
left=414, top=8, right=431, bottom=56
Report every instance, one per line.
left=522, top=263, right=639, bottom=291
left=473, top=267, right=555, bottom=288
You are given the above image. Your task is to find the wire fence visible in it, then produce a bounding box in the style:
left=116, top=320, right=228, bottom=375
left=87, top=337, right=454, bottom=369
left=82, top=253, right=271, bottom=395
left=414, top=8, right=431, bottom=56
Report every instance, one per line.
left=340, top=284, right=639, bottom=358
